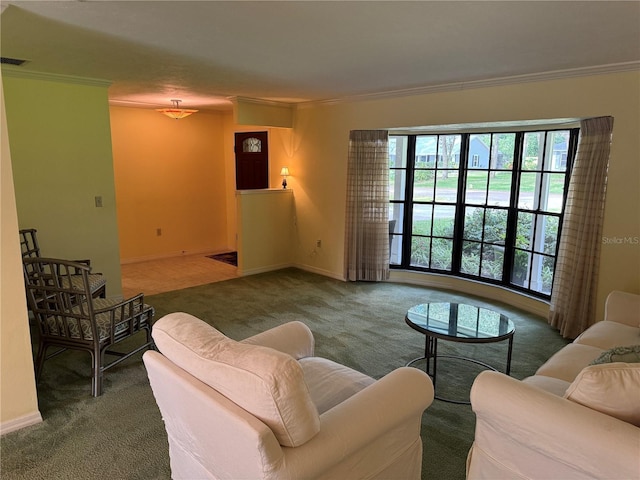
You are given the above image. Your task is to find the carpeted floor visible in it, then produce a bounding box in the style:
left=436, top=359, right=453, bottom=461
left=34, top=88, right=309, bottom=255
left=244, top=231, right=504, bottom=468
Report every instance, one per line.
left=1, top=268, right=568, bottom=480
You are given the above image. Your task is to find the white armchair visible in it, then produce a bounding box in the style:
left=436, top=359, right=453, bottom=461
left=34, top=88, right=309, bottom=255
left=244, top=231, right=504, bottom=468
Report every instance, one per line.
left=143, top=312, right=434, bottom=480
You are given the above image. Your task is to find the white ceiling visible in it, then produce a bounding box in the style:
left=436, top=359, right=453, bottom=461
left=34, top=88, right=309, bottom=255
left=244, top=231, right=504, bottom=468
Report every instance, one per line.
left=1, top=1, right=639, bottom=111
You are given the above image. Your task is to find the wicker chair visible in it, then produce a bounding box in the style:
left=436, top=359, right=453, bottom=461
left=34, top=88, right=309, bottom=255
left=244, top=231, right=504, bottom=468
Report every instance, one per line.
left=19, top=228, right=106, bottom=298
left=23, top=257, right=155, bottom=396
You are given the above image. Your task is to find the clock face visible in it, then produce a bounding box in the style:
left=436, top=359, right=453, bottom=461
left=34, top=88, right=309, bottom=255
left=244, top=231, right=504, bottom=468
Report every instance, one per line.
left=243, top=137, right=262, bottom=153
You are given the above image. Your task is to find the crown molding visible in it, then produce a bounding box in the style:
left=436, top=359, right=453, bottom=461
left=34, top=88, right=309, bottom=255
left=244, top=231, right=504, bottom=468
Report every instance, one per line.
left=0, top=65, right=111, bottom=87
left=298, top=61, right=640, bottom=109
left=231, top=96, right=294, bottom=108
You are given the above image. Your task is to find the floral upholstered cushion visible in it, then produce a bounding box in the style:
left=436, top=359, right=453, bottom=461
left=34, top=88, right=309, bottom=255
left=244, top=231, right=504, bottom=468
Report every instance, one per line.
left=61, top=274, right=106, bottom=296
left=590, top=345, right=640, bottom=365
left=46, top=298, right=153, bottom=341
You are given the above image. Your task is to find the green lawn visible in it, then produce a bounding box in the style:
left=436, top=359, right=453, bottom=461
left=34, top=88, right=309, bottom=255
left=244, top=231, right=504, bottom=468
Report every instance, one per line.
left=416, top=171, right=565, bottom=194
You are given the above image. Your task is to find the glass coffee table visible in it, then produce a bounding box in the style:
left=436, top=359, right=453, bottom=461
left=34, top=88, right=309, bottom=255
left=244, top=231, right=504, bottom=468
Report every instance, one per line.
left=405, top=302, right=515, bottom=404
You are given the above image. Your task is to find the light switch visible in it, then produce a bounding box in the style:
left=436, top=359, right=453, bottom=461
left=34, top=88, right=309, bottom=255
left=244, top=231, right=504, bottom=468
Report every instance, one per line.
left=95, top=196, right=103, bottom=207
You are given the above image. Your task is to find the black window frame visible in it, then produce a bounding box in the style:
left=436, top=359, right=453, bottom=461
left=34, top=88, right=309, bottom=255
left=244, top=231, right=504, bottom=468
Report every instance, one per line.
left=389, top=127, right=580, bottom=300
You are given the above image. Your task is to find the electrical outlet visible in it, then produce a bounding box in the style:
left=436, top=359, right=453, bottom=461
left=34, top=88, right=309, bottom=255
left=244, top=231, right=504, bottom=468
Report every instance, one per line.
left=94, top=196, right=103, bottom=208
left=316, top=239, right=322, bottom=248
left=156, top=228, right=162, bottom=236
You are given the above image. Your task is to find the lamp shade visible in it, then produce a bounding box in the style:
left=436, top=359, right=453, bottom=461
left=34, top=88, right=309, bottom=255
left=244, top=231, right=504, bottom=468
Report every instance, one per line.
left=280, top=167, right=290, bottom=176
left=156, top=99, right=198, bottom=119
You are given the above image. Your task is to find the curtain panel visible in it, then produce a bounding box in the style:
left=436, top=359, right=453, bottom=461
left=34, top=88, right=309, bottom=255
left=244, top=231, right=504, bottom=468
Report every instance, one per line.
left=549, top=116, right=614, bottom=339
left=344, top=130, right=390, bottom=281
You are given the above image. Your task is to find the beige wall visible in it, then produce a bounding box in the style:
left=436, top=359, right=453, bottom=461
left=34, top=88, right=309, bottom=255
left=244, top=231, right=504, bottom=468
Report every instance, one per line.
left=3, top=69, right=123, bottom=296
left=2, top=67, right=638, bottom=433
left=110, top=106, right=229, bottom=261
left=110, top=106, right=296, bottom=264
left=221, top=115, right=296, bottom=253
left=237, top=189, right=294, bottom=275
left=292, top=71, right=640, bottom=318
left=0, top=73, right=41, bottom=433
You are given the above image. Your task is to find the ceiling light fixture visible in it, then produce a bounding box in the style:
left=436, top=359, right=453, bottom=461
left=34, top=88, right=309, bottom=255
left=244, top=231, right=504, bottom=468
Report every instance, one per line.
left=156, top=99, right=198, bottom=119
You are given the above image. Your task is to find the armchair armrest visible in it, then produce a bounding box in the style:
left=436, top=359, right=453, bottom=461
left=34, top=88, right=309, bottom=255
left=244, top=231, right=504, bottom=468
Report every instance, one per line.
left=604, top=290, right=640, bottom=327
left=95, top=294, right=154, bottom=342
left=279, top=367, right=434, bottom=478
left=241, top=321, right=314, bottom=359
left=468, top=370, right=640, bottom=479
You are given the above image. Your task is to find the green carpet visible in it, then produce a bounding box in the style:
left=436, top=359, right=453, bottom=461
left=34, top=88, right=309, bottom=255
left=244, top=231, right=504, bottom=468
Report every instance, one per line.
left=1, top=268, right=568, bottom=479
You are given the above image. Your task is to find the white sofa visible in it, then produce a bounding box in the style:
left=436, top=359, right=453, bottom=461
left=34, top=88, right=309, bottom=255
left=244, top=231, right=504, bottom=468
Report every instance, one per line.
left=467, top=291, right=640, bottom=479
left=144, top=312, right=434, bottom=480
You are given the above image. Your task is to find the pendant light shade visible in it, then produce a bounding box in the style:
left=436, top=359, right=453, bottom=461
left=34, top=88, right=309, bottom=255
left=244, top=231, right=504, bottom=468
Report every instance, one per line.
left=156, top=99, right=198, bottom=119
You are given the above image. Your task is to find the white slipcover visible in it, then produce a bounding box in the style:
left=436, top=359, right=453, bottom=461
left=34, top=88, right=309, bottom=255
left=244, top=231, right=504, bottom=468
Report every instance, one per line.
left=144, top=312, right=434, bottom=480
left=466, top=291, right=640, bottom=479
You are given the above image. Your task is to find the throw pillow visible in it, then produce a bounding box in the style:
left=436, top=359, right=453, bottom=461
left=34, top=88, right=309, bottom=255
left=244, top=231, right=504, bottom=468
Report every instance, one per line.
left=564, top=363, right=640, bottom=426
left=152, top=312, right=321, bottom=447
left=590, top=345, right=640, bottom=365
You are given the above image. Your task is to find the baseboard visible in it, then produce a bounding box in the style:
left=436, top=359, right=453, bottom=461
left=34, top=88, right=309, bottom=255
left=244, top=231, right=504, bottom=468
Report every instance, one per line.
left=0, top=411, right=43, bottom=436
left=294, top=264, right=345, bottom=281
left=121, top=249, right=232, bottom=265
left=239, top=262, right=295, bottom=276
left=388, top=270, right=550, bottom=317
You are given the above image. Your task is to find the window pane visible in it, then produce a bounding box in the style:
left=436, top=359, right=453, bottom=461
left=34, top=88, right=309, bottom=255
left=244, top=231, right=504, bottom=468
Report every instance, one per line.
left=433, top=205, right=456, bottom=237
left=437, top=135, right=461, bottom=168
left=523, top=132, right=544, bottom=170
left=435, top=170, right=458, bottom=202
left=495, top=133, right=516, bottom=169
left=413, top=170, right=434, bottom=201
left=540, top=173, right=565, bottom=213
left=487, top=171, right=512, bottom=206
left=390, top=234, right=402, bottom=265
left=389, top=169, right=407, bottom=201
left=389, top=136, right=408, bottom=168
left=461, top=241, right=481, bottom=275
left=389, top=211, right=403, bottom=266
left=540, top=215, right=559, bottom=255
left=518, top=172, right=539, bottom=210
left=410, top=237, right=430, bottom=267
left=412, top=204, right=432, bottom=235
left=483, top=208, right=507, bottom=245
left=469, top=134, right=491, bottom=169
left=511, top=249, right=531, bottom=287
left=481, top=245, right=504, bottom=280
left=466, top=171, right=488, bottom=204
left=389, top=204, right=404, bottom=233
left=546, top=131, right=570, bottom=171
left=529, top=254, right=554, bottom=294
left=431, top=238, right=453, bottom=270
left=416, top=136, right=437, bottom=166
left=541, top=256, right=555, bottom=294
left=463, top=207, right=483, bottom=241
left=516, top=212, right=534, bottom=249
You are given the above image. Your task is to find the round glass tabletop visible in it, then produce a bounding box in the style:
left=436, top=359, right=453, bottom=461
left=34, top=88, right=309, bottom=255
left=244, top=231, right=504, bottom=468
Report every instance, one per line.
left=406, top=302, right=515, bottom=343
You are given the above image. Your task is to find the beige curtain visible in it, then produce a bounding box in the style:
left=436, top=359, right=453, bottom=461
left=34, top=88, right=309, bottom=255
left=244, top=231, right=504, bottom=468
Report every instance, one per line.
left=345, top=130, right=390, bottom=281
left=549, top=116, right=613, bottom=338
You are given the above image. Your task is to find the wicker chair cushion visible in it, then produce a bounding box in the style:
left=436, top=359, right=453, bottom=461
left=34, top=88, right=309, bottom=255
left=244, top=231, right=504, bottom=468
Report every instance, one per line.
left=46, top=298, right=153, bottom=341
left=62, top=274, right=106, bottom=295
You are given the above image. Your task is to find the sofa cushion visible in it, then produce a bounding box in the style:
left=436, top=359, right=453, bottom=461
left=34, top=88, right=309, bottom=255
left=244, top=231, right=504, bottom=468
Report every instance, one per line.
left=152, top=312, right=320, bottom=447
left=535, top=343, right=604, bottom=383
left=299, top=357, right=375, bottom=414
left=521, top=375, right=571, bottom=396
left=591, top=345, right=640, bottom=365
left=574, top=321, right=640, bottom=350
left=564, top=363, right=640, bottom=427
